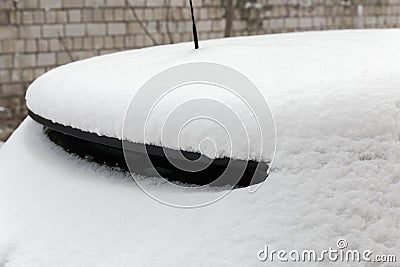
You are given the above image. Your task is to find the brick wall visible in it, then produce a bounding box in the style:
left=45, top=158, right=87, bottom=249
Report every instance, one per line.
left=1, top=0, right=399, bottom=140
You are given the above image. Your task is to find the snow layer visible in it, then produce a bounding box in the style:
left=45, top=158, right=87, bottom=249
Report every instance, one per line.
left=27, top=29, right=400, bottom=161
left=1, top=113, right=399, bottom=266
left=1, top=30, right=400, bottom=265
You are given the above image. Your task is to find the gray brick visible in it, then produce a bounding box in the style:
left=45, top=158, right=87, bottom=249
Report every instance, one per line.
left=45, top=11, right=56, bottom=23
left=124, top=9, right=134, bottom=20
left=2, top=39, right=24, bottom=53
left=107, top=23, right=126, bottom=35
left=232, top=21, right=246, bottom=31
left=72, top=51, right=96, bottom=60
left=87, top=23, right=106, bottom=35
left=114, top=36, right=124, bottom=48
left=0, top=0, right=13, bottom=10
left=63, top=0, right=84, bottom=8
left=22, top=11, right=34, bottom=24
left=37, top=39, right=48, bottom=51
left=270, top=18, right=283, bottom=29
left=40, top=0, right=62, bottom=9
left=126, top=0, right=145, bottom=6
left=66, top=24, right=85, bottom=36
left=93, top=36, right=104, bottom=49
left=10, top=70, right=21, bottom=82
left=56, top=52, right=72, bottom=65
left=99, top=49, right=117, bottom=55
left=25, top=40, right=37, bottom=52
left=22, top=69, right=34, bottom=82
left=106, top=0, right=125, bottom=7
left=56, top=11, right=68, bottom=23
left=103, top=9, right=114, bottom=21
left=313, top=17, right=326, bottom=28
left=0, top=55, right=12, bottom=68
left=170, top=0, right=183, bottom=6
left=152, top=8, right=163, bottom=20
left=211, top=20, right=224, bottom=31
left=143, top=9, right=153, bottom=20
left=20, top=25, right=41, bottom=38
left=0, top=26, right=17, bottom=39
left=127, top=22, right=141, bottom=33
left=114, top=8, right=124, bottom=21
left=299, top=17, right=312, bottom=28
left=72, top=37, right=82, bottom=49
left=81, top=9, right=93, bottom=22
left=145, top=21, right=157, bottom=33
left=85, top=0, right=104, bottom=7
left=197, top=20, right=212, bottom=32
left=14, top=54, right=36, bottom=68
left=9, top=10, right=21, bottom=24
left=0, top=10, right=9, bottom=25
left=34, top=68, right=46, bottom=77
left=104, top=36, right=113, bottom=48
left=49, top=39, right=60, bottom=51
left=33, top=10, right=45, bottom=24
left=365, top=16, right=377, bottom=26
left=16, top=0, right=39, bottom=9
left=68, top=10, right=81, bottom=22
left=285, top=17, right=298, bottom=28
left=59, top=37, right=72, bottom=48
left=124, top=35, right=135, bottom=47
left=42, top=24, right=63, bottom=37
left=83, top=37, right=92, bottom=49
left=0, top=70, right=10, bottom=83
left=146, top=0, right=164, bottom=7
left=37, top=53, right=56, bottom=66
left=2, top=84, right=25, bottom=97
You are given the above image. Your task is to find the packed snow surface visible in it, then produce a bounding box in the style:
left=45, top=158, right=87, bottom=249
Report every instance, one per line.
left=1, top=30, right=400, bottom=266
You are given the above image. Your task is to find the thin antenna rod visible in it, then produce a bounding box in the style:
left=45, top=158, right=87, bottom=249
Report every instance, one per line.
left=189, top=0, right=199, bottom=49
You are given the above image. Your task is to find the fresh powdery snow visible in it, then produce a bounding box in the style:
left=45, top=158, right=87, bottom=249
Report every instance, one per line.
left=1, top=30, right=400, bottom=266
left=27, top=29, right=400, bottom=161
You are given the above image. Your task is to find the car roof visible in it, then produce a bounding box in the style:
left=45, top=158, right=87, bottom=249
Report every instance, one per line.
left=26, top=29, right=400, bottom=161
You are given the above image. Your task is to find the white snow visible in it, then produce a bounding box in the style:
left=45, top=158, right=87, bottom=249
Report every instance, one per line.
left=1, top=30, right=400, bottom=266
left=27, top=29, right=400, bottom=162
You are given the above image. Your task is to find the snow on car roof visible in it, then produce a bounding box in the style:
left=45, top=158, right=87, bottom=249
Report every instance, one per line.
left=26, top=29, right=400, bottom=161
left=1, top=29, right=399, bottom=265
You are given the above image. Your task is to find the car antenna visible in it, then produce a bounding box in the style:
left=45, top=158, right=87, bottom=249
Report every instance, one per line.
left=189, top=0, right=199, bottom=49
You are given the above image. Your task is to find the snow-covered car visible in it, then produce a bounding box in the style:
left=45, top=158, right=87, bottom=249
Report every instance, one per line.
left=1, top=30, right=399, bottom=266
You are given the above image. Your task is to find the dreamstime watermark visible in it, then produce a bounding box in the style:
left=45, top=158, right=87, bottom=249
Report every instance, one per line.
left=257, top=239, right=397, bottom=263
left=122, top=62, right=276, bottom=208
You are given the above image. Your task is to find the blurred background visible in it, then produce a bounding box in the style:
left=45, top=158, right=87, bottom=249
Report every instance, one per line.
left=0, top=0, right=399, bottom=141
